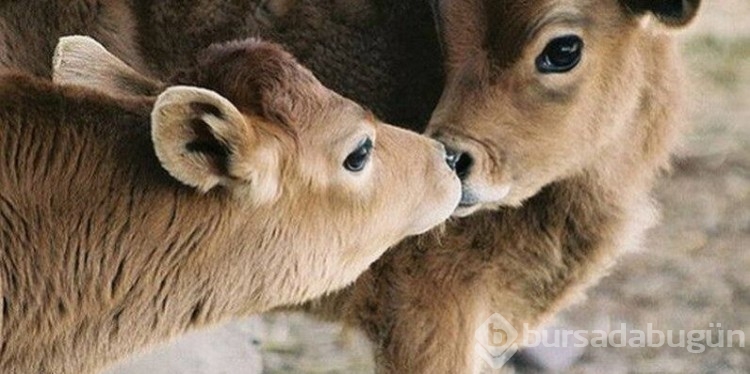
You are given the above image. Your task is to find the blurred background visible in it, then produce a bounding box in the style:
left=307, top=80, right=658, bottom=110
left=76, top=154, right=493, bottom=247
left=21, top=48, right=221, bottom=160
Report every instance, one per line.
left=108, top=1, right=750, bottom=373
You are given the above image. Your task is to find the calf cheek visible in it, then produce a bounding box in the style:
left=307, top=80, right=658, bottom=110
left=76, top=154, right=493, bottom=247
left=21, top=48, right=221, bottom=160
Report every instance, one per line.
left=480, top=106, right=583, bottom=201
left=370, top=153, right=426, bottom=237
left=404, top=151, right=459, bottom=234
left=517, top=127, right=582, bottom=184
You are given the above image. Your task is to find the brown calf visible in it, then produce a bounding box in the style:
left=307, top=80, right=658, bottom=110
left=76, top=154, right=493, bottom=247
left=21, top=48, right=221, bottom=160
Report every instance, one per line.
left=0, top=37, right=460, bottom=373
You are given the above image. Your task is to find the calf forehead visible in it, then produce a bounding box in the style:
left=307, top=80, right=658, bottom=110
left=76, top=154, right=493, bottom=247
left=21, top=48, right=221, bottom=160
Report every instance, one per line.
left=448, top=0, right=627, bottom=67
left=302, top=98, right=371, bottom=147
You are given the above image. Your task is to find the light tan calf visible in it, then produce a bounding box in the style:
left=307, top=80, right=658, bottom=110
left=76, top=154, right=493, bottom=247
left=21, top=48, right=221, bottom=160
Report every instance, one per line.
left=329, top=0, right=701, bottom=371
left=0, top=37, right=460, bottom=374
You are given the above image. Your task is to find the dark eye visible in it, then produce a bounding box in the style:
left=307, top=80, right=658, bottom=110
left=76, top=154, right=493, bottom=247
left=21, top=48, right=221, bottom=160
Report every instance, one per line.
left=536, top=35, right=584, bottom=74
left=343, top=138, right=373, bottom=172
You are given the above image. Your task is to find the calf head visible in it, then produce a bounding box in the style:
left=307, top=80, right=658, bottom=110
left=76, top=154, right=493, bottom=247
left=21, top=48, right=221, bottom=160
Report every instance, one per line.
left=163, top=39, right=462, bottom=238
left=53, top=36, right=461, bottom=299
left=427, top=0, right=700, bottom=216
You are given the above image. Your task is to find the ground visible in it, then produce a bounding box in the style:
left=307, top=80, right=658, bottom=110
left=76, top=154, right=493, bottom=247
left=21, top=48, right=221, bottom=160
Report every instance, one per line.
left=108, top=2, right=749, bottom=373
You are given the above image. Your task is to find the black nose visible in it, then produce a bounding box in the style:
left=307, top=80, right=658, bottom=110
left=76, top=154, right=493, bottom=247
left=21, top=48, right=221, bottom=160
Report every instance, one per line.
left=445, top=148, right=473, bottom=180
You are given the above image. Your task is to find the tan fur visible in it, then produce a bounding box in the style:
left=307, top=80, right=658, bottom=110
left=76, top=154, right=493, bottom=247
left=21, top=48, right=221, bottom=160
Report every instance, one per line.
left=0, top=39, right=460, bottom=373
left=53, top=36, right=164, bottom=97
left=0, top=1, right=701, bottom=372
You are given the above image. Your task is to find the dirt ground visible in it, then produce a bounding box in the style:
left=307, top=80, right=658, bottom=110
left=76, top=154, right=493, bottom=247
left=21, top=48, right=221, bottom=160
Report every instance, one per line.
left=108, top=2, right=750, bottom=373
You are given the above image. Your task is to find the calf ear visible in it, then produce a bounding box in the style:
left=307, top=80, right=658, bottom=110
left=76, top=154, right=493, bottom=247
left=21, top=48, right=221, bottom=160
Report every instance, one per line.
left=152, top=86, right=281, bottom=203
left=53, top=35, right=164, bottom=96
left=622, top=0, right=701, bottom=27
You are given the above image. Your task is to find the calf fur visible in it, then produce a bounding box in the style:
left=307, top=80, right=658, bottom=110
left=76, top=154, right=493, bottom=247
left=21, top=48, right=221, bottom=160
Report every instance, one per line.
left=0, top=39, right=460, bottom=373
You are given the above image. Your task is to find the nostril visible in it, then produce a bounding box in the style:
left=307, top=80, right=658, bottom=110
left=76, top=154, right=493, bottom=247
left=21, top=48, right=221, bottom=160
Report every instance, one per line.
left=454, top=152, right=473, bottom=180
left=445, top=148, right=460, bottom=171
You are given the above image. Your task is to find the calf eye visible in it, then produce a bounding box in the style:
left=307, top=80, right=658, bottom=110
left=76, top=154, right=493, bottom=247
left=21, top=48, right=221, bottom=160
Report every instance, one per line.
left=344, top=138, right=373, bottom=172
left=536, top=35, right=584, bottom=74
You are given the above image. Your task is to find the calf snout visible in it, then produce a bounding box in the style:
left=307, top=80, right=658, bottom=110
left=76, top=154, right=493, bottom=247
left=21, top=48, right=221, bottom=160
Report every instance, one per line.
left=431, top=131, right=513, bottom=216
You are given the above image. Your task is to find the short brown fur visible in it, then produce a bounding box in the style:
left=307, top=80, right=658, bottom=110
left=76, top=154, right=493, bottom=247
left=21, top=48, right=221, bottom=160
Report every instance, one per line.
left=0, top=39, right=460, bottom=373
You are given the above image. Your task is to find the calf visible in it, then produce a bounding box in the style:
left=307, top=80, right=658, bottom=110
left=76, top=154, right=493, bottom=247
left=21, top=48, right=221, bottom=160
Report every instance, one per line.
left=0, top=37, right=460, bottom=374
left=335, top=0, right=702, bottom=371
